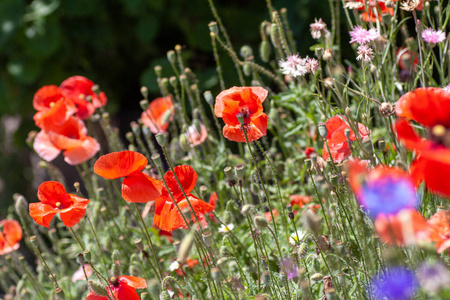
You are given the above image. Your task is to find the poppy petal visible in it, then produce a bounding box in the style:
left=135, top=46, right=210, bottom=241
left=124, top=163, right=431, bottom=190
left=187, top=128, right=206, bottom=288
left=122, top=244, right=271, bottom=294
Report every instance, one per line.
left=63, top=136, right=100, bottom=165
left=59, top=196, right=90, bottom=227
left=94, top=151, right=148, bottom=179
left=410, top=157, right=450, bottom=198
left=141, top=96, right=174, bottom=134
left=119, top=276, right=147, bottom=289
left=114, top=282, right=141, bottom=300
left=33, top=131, right=61, bottom=162
left=29, top=203, right=58, bottom=228
left=0, top=219, right=22, bottom=254
left=163, top=165, right=198, bottom=199
left=122, top=172, right=162, bottom=203
left=33, top=85, right=64, bottom=111
left=223, top=125, right=246, bottom=143
left=37, top=181, right=71, bottom=206
left=86, top=291, right=109, bottom=300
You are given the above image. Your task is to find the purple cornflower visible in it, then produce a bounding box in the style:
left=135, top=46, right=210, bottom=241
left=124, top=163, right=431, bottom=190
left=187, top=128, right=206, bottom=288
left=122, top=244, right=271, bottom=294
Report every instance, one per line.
left=279, top=54, right=308, bottom=77
left=349, top=26, right=379, bottom=44
left=310, top=18, right=327, bottom=39
left=356, top=45, right=374, bottom=63
left=421, top=28, right=446, bottom=45
left=370, top=267, right=418, bottom=300
left=359, top=175, right=418, bottom=218
left=417, top=262, right=450, bottom=294
left=281, top=258, right=298, bottom=280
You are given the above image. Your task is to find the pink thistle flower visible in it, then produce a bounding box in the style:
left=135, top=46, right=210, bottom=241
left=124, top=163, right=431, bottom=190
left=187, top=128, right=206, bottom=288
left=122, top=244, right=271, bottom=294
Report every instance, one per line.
left=349, top=26, right=379, bottom=44
left=357, top=45, right=374, bottom=63
left=310, top=18, right=327, bottom=39
left=279, top=54, right=308, bottom=77
left=421, top=28, right=446, bottom=45
left=305, top=57, right=321, bottom=74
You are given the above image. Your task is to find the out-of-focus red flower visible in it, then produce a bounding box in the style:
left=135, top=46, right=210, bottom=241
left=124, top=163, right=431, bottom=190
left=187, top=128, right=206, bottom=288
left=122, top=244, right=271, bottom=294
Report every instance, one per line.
left=322, top=115, right=368, bottom=163
left=264, top=209, right=279, bottom=223
left=395, top=87, right=450, bottom=197
left=214, top=86, right=268, bottom=143
left=304, top=147, right=316, bottom=158
left=427, top=210, right=450, bottom=254
left=86, top=275, right=146, bottom=300
left=289, top=195, right=313, bottom=214
left=0, top=219, right=22, bottom=255
left=186, top=123, right=208, bottom=147
left=307, top=204, right=321, bottom=213
left=208, top=192, right=219, bottom=222
left=94, top=151, right=162, bottom=203
left=153, top=165, right=214, bottom=231
left=33, top=116, right=100, bottom=165
left=396, top=47, right=419, bottom=70
left=32, top=85, right=77, bottom=130
left=29, top=181, right=90, bottom=228
left=345, top=0, right=395, bottom=22
left=375, top=209, right=428, bottom=246
left=60, top=76, right=107, bottom=120
left=175, top=258, right=199, bottom=276
left=141, top=96, right=175, bottom=134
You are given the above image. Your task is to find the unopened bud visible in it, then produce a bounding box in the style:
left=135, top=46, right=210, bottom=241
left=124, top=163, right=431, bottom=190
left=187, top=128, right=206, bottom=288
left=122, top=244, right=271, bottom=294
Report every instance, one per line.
left=270, top=23, right=281, bottom=48
left=204, top=91, right=214, bottom=106
left=169, top=76, right=178, bottom=88
left=88, top=280, right=108, bottom=296
left=241, top=204, right=253, bottom=214
left=155, top=133, right=166, bottom=147
left=243, top=62, right=252, bottom=76
left=217, top=257, right=229, bottom=267
left=240, top=45, right=253, bottom=59
left=303, top=210, right=322, bottom=234
left=254, top=215, right=269, bottom=228
left=260, top=40, right=271, bottom=62
left=13, top=194, right=28, bottom=221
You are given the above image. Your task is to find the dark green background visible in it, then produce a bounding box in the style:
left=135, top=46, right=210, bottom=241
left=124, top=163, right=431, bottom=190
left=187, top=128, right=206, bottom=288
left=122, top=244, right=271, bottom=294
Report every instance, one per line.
left=0, top=0, right=327, bottom=216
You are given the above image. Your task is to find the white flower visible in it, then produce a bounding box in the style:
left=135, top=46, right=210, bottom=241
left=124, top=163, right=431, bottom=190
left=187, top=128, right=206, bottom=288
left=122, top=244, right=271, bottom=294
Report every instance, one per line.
left=218, top=223, right=235, bottom=233
left=279, top=54, right=308, bottom=77
left=169, top=261, right=180, bottom=271
left=289, top=230, right=306, bottom=245
left=168, top=289, right=175, bottom=297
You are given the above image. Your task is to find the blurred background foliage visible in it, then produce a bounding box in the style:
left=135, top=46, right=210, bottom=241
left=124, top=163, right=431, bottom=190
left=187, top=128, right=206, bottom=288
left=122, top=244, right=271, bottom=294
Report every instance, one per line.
left=0, top=0, right=327, bottom=215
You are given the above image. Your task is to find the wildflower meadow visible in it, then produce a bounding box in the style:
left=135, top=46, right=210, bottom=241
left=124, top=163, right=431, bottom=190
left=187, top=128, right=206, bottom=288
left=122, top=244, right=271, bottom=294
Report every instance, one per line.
left=2, top=0, right=450, bottom=299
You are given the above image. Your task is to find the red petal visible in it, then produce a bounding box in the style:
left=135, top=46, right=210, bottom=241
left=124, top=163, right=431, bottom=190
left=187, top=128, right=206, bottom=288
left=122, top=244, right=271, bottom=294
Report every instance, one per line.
left=29, top=203, right=58, bottom=228
left=63, top=136, right=100, bottom=165
left=37, top=181, right=71, bottom=206
left=0, top=219, right=22, bottom=254
left=163, top=165, right=198, bottom=199
left=86, top=290, right=109, bottom=300
left=222, top=125, right=246, bottom=143
left=141, top=96, right=174, bottom=134
left=33, top=85, right=64, bottom=111
left=94, top=151, right=148, bottom=179
left=411, top=157, right=450, bottom=198
left=122, top=172, right=162, bottom=203
left=118, top=276, right=147, bottom=289
left=113, top=282, right=141, bottom=300
left=33, top=131, right=61, bottom=162
left=215, top=86, right=267, bottom=118
left=59, top=195, right=90, bottom=227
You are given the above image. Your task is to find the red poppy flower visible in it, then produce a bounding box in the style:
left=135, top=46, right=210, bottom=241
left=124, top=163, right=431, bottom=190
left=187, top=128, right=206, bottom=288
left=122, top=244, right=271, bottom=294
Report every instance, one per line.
left=186, top=123, right=208, bottom=147
left=322, top=115, right=368, bottom=163
left=153, top=165, right=214, bottom=231
left=396, top=47, right=419, bottom=70
left=214, top=86, right=269, bottom=143
left=395, top=87, right=450, bottom=197
left=60, top=76, right=107, bottom=120
left=208, top=192, right=219, bottom=222
left=374, top=209, right=428, bottom=246
left=33, top=116, right=100, bottom=165
left=0, top=219, right=23, bottom=255
left=94, top=151, right=162, bottom=203
left=346, top=0, right=394, bottom=22
left=289, top=195, right=313, bottom=214
left=304, top=147, right=316, bottom=158
left=175, top=258, right=199, bottom=276
left=32, top=85, right=77, bottom=130
left=264, top=209, right=279, bottom=223
left=427, top=210, right=450, bottom=254
left=86, top=276, right=147, bottom=300
left=141, top=96, right=175, bottom=134
left=29, top=181, right=90, bottom=228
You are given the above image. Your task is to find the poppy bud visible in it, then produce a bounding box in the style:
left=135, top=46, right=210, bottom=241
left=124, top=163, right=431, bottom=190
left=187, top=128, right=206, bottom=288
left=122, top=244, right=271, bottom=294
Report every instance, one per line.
left=30, top=236, right=38, bottom=248
left=203, top=91, right=214, bottom=106
left=241, top=204, right=253, bottom=215
left=211, top=267, right=221, bottom=281
left=54, top=287, right=65, bottom=300
left=217, top=257, right=229, bottom=267
left=344, top=128, right=351, bottom=139
left=318, top=122, right=327, bottom=138
left=155, top=133, right=166, bottom=147
left=179, top=134, right=189, bottom=152
left=151, top=154, right=162, bottom=170
left=254, top=215, right=269, bottom=229
left=202, top=230, right=213, bottom=247
left=83, top=250, right=91, bottom=263
left=240, top=45, right=253, bottom=59
left=243, top=62, right=252, bottom=77
left=178, top=231, right=194, bottom=263
left=298, top=242, right=308, bottom=259
left=224, top=166, right=235, bottom=181
left=139, top=99, right=149, bottom=111
left=154, top=65, right=162, bottom=79
left=270, top=23, right=281, bottom=49
left=168, top=76, right=178, bottom=89
left=311, top=273, right=323, bottom=281
left=88, top=280, right=108, bottom=297
left=13, top=193, right=28, bottom=221
left=260, top=40, right=271, bottom=62
left=167, top=50, right=176, bottom=64
left=208, top=21, right=219, bottom=35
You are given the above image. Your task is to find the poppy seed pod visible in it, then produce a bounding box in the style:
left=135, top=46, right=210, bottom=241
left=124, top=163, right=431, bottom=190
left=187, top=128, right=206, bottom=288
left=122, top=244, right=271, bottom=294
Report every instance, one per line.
left=88, top=280, right=108, bottom=296
left=55, top=287, right=66, bottom=300
left=155, top=133, right=166, bottom=147
left=77, top=253, right=85, bottom=265
left=318, top=122, right=327, bottom=138
left=254, top=215, right=269, bottom=229
left=234, top=164, right=245, bottom=180
left=154, top=65, right=162, bottom=78
left=208, top=21, right=219, bottom=35
left=203, top=91, right=214, bottom=106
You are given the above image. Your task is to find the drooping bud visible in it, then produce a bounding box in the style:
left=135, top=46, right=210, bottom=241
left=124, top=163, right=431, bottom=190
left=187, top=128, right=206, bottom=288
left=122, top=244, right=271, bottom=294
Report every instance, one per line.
left=254, top=216, right=269, bottom=229
left=270, top=23, right=281, bottom=49
left=88, top=280, right=108, bottom=296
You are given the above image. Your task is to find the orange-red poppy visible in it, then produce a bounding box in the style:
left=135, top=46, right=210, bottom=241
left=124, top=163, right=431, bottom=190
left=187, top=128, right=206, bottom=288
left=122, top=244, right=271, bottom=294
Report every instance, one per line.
left=0, top=219, right=22, bottom=255
left=94, top=151, right=162, bottom=203
left=322, top=115, right=368, bottom=163
left=153, top=165, right=214, bottom=231
left=29, top=181, right=90, bottom=228
left=346, top=0, right=394, bottom=22
left=427, top=210, right=450, bottom=254
left=289, top=195, right=313, bottom=214
left=304, top=147, right=316, bottom=158
left=214, top=86, right=268, bottom=143
left=374, top=209, right=428, bottom=246
left=86, top=275, right=147, bottom=300
left=32, top=85, right=77, bottom=130
left=208, top=192, right=219, bottom=222
left=395, top=87, right=450, bottom=197
left=33, top=116, right=100, bottom=165
left=186, top=123, right=208, bottom=147
left=141, top=96, right=175, bottom=134
left=60, top=76, right=107, bottom=120
left=264, top=209, right=279, bottom=223
left=175, top=258, right=199, bottom=276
